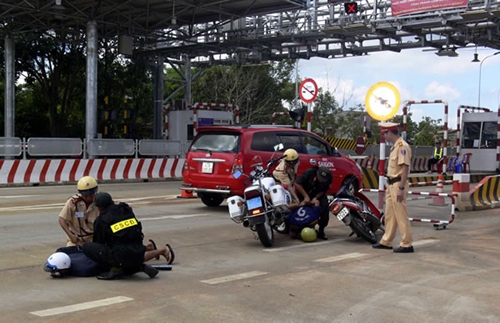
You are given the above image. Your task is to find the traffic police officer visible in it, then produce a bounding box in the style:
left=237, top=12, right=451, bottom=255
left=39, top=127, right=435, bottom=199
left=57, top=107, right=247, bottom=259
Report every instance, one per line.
left=58, top=176, right=99, bottom=247
left=372, top=122, right=414, bottom=253
left=273, top=148, right=301, bottom=203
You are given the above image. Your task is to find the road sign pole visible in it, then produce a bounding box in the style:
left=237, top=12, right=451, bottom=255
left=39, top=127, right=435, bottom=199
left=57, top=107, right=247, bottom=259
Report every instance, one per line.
left=307, top=102, right=312, bottom=132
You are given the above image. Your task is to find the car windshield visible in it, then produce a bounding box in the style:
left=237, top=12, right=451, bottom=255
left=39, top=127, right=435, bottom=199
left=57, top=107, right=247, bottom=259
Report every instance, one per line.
left=190, top=133, right=240, bottom=153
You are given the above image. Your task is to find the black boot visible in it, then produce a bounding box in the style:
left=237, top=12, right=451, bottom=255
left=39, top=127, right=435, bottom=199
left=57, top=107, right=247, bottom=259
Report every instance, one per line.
left=97, top=267, right=124, bottom=280
left=142, top=263, right=159, bottom=278
left=316, top=229, right=328, bottom=240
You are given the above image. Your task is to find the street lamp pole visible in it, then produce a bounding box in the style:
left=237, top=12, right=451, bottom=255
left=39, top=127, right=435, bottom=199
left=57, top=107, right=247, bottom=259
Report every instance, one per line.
left=477, top=51, right=500, bottom=108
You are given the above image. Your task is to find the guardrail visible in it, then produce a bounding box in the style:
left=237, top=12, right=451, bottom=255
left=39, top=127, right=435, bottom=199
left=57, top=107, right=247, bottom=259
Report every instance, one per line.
left=361, top=188, right=457, bottom=230
left=0, top=137, right=192, bottom=159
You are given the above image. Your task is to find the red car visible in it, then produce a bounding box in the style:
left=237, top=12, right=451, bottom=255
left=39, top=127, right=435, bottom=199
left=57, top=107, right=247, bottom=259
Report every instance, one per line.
left=181, top=125, right=363, bottom=207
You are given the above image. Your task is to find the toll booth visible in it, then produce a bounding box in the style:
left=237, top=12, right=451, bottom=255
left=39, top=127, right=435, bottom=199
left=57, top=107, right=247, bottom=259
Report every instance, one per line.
left=166, top=105, right=235, bottom=141
left=459, top=109, right=499, bottom=173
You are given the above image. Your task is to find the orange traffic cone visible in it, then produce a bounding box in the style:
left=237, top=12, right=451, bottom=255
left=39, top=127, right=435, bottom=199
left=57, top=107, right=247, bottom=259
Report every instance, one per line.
left=177, top=190, right=195, bottom=199
left=429, top=174, right=447, bottom=206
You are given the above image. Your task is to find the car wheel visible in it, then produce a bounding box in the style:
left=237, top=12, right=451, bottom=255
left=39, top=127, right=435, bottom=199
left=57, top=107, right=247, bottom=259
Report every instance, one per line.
left=200, top=194, right=224, bottom=207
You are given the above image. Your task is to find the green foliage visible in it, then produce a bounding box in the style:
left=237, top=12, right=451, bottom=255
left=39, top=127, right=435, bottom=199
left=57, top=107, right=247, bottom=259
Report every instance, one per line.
left=190, top=60, right=296, bottom=124
left=413, top=116, right=444, bottom=145
left=14, top=30, right=87, bottom=137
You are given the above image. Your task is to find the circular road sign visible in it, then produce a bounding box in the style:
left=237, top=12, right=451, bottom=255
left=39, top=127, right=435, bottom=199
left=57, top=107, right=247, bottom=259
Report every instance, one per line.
left=299, top=78, right=319, bottom=103
left=365, top=82, right=401, bottom=121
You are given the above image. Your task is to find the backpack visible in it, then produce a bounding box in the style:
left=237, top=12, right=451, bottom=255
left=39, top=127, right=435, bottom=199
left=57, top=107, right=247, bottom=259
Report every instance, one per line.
left=288, top=205, right=321, bottom=229
left=55, top=246, right=102, bottom=277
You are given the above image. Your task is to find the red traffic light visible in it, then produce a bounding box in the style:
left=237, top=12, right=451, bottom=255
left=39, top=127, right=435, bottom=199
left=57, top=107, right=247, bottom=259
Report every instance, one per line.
left=344, top=2, right=358, bottom=14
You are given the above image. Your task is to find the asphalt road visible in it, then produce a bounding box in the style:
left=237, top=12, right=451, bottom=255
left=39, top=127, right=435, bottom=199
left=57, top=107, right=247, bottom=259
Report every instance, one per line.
left=1, top=181, right=499, bottom=322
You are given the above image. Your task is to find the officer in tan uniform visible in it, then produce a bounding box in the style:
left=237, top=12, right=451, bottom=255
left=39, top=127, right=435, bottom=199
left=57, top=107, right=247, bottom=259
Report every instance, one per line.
left=372, top=122, right=414, bottom=253
left=58, top=176, right=99, bottom=247
left=272, top=148, right=301, bottom=203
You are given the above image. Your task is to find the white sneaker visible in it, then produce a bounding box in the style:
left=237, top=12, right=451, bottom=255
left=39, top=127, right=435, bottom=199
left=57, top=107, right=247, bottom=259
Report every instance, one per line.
left=426, top=171, right=432, bottom=174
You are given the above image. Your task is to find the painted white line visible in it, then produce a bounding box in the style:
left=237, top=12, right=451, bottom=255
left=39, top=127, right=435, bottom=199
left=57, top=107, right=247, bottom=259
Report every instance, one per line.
left=121, top=195, right=176, bottom=202
left=413, top=239, right=440, bottom=246
left=0, top=203, right=64, bottom=212
left=0, top=195, right=181, bottom=212
left=263, top=239, right=339, bottom=252
left=140, top=213, right=208, bottom=221
left=315, top=252, right=367, bottom=263
left=0, top=195, right=40, bottom=199
left=201, top=271, right=268, bottom=285
left=30, top=296, right=134, bottom=317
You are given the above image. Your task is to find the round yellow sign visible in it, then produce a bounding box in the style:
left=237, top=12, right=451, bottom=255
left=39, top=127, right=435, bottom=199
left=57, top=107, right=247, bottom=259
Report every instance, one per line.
left=365, top=82, right=401, bottom=121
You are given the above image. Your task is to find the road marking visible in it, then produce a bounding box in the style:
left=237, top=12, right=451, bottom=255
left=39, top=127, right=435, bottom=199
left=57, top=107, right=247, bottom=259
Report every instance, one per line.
left=30, top=296, right=133, bottom=317
left=201, top=271, right=268, bottom=285
left=140, top=213, right=208, bottom=221
left=263, top=239, right=339, bottom=252
left=123, top=195, right=178, bottom=202
left=315, top=252, right=367, bottom=263
left=0, top=195, right=181, bottom=212
left=0, top=203, right=64, bottom=211
left=413, top=239, right=440, bottom=246
left=0, top=195, right=40, bottom=199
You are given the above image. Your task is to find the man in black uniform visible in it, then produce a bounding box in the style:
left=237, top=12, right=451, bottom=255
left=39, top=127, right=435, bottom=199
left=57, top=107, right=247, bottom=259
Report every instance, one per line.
left=82, top=192, right=159, bottom=280
left=295, top=166, right=333, bottom=240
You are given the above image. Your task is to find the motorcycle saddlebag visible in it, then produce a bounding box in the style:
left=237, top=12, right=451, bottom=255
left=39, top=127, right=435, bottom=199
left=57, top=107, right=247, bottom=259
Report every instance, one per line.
left=227, top=195, right=245, bottom=223
left=269, top=184, right=291, bottom=212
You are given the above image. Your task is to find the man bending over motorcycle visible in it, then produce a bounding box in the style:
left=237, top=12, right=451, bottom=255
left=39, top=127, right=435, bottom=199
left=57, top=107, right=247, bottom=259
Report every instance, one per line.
left=295, top=166, right=332, bottom=240
left=272, top=148, right=301, bottom=203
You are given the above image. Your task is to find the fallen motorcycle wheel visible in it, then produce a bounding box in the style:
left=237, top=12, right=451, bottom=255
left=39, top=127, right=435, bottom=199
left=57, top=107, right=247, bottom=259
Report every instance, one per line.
left=273, top=221, right=290, bottom=234
left=256, top=221, right=274, bottom=247
left=350, top=216, right=377, bottom=244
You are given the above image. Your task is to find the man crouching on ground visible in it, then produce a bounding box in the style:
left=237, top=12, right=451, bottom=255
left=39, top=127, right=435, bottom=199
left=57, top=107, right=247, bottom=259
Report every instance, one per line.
left=82, top=192, right=164, bottom=280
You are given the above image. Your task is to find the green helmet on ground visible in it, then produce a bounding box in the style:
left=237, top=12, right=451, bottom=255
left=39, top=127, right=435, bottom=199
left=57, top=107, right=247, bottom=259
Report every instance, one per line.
left=301, top=227, right=317, bottom=242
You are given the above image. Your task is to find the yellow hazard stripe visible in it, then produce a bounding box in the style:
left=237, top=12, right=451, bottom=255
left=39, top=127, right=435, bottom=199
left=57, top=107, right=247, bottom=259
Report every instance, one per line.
left=470, top=175, right=500, bottom=208
left=110, top=218, right=138, bottom=233
left=362, top=168, right=379, bottom=189
left=323, top=137, right=357, bottom=150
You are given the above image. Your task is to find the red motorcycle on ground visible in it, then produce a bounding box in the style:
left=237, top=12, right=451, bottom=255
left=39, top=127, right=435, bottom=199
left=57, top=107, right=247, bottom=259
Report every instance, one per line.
left=329, top=177, right=384, bottom=244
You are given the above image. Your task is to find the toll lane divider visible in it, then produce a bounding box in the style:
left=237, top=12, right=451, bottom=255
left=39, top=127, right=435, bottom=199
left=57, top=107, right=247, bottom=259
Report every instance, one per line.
left=361, top=188, right=456, bottom=228
left=470, top=175, right=500, bottom=210
left=0, top=158, right=185, bottom=185
left=360, top=168, right=485, bottom=190
left=361, top=168, right=378, bottom=189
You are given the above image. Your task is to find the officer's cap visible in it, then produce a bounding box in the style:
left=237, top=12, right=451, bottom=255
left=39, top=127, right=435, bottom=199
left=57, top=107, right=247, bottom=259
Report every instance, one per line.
left=379, top=122, right=400, bottom=131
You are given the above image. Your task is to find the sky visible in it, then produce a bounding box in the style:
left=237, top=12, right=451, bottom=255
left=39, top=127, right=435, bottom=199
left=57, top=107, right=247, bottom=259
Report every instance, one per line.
left=298, top=47, right=500, bottom=129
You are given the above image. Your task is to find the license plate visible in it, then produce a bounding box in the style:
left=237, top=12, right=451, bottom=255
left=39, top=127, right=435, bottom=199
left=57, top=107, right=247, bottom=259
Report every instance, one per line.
left=336, top=207, right=349, bottom=221
left=201, top=162, right=213, bottom=174
left=246, top=196, right=262, bottom=210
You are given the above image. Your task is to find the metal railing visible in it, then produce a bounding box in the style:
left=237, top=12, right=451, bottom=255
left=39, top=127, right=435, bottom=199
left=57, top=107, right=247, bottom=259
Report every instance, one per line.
left=0, top=137, right=192, bottom=159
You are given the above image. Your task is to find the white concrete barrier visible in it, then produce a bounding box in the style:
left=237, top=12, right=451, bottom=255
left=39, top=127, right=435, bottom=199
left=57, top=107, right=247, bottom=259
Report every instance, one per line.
left=0, top=158, right=185, bottom=185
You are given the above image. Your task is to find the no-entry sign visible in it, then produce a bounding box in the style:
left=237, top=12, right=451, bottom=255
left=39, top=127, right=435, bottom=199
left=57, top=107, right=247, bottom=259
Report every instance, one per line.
left=299, top=78, right=318, bottom=104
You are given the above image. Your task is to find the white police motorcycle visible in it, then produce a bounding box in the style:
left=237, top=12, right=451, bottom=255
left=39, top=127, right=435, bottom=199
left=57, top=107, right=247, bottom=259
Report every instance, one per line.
left=227, top=144, right=292, bottom=247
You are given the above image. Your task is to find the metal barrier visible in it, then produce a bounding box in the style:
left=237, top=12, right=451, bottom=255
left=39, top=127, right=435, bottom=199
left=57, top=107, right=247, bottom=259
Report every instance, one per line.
left=0, top=137, right=22, bottom=156
left=0, top=137, right=188, bottom=159
left=361, top=188, right=457, bottom=229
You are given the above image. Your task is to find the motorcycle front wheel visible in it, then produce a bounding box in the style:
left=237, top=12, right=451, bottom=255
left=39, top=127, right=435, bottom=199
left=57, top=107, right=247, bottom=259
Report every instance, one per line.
left=350, top=216, right=377, bottom=244
left=256, top=221, right=274, bottom=247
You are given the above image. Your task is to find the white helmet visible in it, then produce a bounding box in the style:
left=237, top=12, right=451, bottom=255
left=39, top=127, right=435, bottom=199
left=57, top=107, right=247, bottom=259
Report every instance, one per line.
left=44, top=252, right=71, bottom=277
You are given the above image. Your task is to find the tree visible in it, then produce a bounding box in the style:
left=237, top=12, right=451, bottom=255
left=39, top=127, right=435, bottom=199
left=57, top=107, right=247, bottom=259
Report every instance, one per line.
left=15, top=31, right=88, bottom=137
left=311, top=89, right=344, bottom=136
left=190, top=60, right=296, bottom=124
left=413, top=116, right=443, bottom=146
